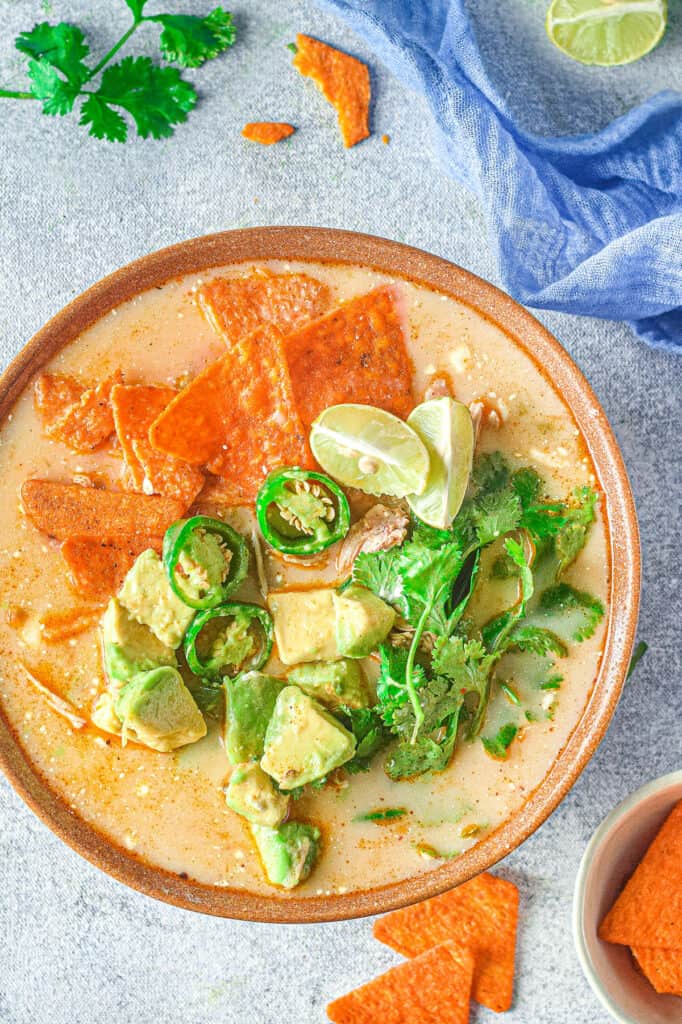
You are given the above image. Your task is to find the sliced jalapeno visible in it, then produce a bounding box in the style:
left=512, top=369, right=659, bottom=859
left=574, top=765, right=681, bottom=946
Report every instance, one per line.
left=184, top=602, right=273, bottom=679
left=163, top=515, right=249, bottom=610
left=256, top=467, right=350, bottom=556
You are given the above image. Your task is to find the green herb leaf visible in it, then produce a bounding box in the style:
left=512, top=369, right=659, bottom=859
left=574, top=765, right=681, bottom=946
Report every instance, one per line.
left=385, top=722, right=459, bottom=780
left=124, top=0, right=149, bottom=17
left=627, top=640, right=648, bottom=680
left=149, top=9, right=236, bottom=68
left=482, top=722, right=517, bottom=760
left=504, top=624, right=568, bottom=658
left=79, top=93, right=128, bottom=141
left=354, top=807, right=406, bottom=822
left=16, top=22, right=90, bottom=86
left=339, top=705, right=390, bottom=773
left=537, top=583, right=605, bottom=642
left=26, top=59, right=79, bottom=114
left=90, top=56, right=196, bottom=140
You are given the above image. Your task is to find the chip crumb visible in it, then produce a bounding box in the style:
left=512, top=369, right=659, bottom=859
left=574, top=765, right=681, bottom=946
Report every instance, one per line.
left=242, top=122, right=296, bottom=145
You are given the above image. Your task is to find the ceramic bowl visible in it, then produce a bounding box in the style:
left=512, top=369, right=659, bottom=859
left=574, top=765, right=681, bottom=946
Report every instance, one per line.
left=574, top=771, right=682, bottom=1024
left=0, top=228, right=641, bottom=922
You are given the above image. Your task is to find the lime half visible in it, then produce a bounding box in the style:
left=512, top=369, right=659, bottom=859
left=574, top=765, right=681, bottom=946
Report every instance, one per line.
left=406, top=399, right=474, bottom=530
left=546, top=0, right=667, bottom=66
left=310, top=404, right=429, bottom=498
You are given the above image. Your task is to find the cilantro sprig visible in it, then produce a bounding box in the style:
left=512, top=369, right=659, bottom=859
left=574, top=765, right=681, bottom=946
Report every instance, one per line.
left=1, top=1, right=236, bottom=141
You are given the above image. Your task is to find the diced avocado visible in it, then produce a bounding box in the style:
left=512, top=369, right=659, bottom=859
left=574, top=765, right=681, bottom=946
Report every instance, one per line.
left=91, top=691, right=122, bottom=736
left=261, top=685, right=355, bottom=789
left=118, top=549, right=195, bottom=649
left=287, top=659, right=369, bottom=710
left=115, top=666, right=206, bottom=752
left=101, top=597, right=176, bottom=685
left=225, top=762, right=289, bottom=827
left=267, top=588, right=338, bottom=665
left=224, top=671, right=285, bottom=764
left=250, top=820, right=321, bottom=889
left=333, top=585, right=395, bottom=658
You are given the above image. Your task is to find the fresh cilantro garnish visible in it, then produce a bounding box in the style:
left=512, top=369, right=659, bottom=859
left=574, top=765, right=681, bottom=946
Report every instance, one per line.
left=354, top=807, right=407, bottom=823
left=503, top=624, right=568, bottom=658
left=482, top=723, right=518, bottom=760
left=339, top=705, right=390, bottom=774
left=537, top=583, right=605, bottom=641
left=1, top=2, right=236, bottom=141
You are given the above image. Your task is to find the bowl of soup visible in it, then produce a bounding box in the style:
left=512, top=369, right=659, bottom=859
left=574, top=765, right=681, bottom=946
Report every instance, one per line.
left=0, top=228, right=639, bottom=922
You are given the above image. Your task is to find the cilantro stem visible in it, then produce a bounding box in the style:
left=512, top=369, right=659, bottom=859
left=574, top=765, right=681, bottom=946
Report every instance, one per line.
left=406, top=604, right=429, bottom=744
left=87, top=20, right=140, bottom=79
left=0, top=89, right=35, bottom=99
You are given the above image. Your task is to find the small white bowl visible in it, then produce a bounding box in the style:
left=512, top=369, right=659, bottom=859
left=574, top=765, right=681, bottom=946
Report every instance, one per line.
left=574, top=771, right=682, bottom=1024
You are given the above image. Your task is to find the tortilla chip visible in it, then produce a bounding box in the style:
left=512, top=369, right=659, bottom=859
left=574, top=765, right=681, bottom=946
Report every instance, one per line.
left=197, top=272, right=332, bottom=348
left=149, top=324, right=313, bottom=502
left=21, top=479, right=184, bottom=543
left=283, top=286, right=415, bottom=426
left=111, top=384, right=204, bottom=509
left=40, top=605, right=104, bottom=643
left=61, top=536, right=162, bottom=601
left=599, top=801, right=682, bottom=949
left=373, top=872, right=519, bottom=1013
left=293, top=34, right=370, bottom=148
left=242, top=122, right=295, bottom=144
left=632, top=947, right=682, bottom=996
left=47, top=370, right=122, bottom=451
left=34, top=373, right=84, bottom=426
left=326, top=942, right=473, bottom=1024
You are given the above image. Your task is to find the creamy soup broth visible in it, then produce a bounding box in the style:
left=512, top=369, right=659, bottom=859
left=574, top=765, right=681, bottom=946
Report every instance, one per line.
left=0, top=261, right=609, bottom=895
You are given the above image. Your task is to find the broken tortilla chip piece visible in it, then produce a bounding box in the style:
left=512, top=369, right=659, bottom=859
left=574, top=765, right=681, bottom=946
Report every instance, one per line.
left=242, top=122, right=296, bottom=144
left=21, top=479, right=184, bottom=543
left=293, top=34, right=370, bottom=148
left=45, top=370, right=122, bottom=451
left=283, top=286, right=415, bottom=426
left=326, top=941, right=474, bottom=1024
left=34, top=373, right=85, bottom=426
left=149, top=324, right=313, bottom=503
left=61, top=535, right=162, bottom=601
left=40, top=605, right=104, bottom=643
left=197, top=272, right=332, bottom=348
left=373, top=871, right=519, bottom=1013
left=599, top=801, right=682, bottom=949
left=111, top=384, right=204, bottom=509
left=632, top=947, right=682, bottom=996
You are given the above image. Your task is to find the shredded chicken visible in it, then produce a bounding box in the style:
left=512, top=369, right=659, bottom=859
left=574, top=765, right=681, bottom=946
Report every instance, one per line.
left=21, top=662, right=88, bottom=730
left=336, top=503, right=409, bottom=573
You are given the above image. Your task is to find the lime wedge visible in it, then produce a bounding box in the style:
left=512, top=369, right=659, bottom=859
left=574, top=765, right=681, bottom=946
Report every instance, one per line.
left=406, top=399, right=474, bottom=530
left=310, top=404, right=429, bottom=498
left=546, top=0, right=667, bottom=66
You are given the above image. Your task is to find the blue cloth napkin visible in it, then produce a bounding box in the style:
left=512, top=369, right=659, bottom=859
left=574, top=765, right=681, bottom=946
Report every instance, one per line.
left=317, top=0, right=682, bottom=350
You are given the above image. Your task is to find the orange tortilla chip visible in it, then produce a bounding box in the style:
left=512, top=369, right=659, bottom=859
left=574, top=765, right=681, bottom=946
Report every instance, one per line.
left=242, top=122, right=295, bottom=144
left=21, top=479, right=184, bottom=543
left=293, top=34, right=370, bottom=148
left=327, top=941, right=473, bottom=1024
left=111, top=384, right=204, bottom=509
left=283, top=286, right=415, bottom=426
left=47, top=370, right=122, bottom=451
left=197, top=272, right=332, bottom=348
left=61, top=536, right=162, bottom=601
left=34, top=373, right=84, bottom=425
left=599, top=801, right=682, bottom=949
left=40, top=605, right=104, bottom=643
left=632, top=947, right=682, bottom=996
left=373, top=872, right=519, bottom=1013
left=149, top=324, right=313, bottom=503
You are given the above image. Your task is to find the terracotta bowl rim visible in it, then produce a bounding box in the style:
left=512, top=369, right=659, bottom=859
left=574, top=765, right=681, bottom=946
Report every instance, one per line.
left=0, top=227, right=640, bottom=923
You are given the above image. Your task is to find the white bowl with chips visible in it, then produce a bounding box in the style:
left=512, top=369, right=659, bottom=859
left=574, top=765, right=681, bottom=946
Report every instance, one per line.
left=573, top=771, right=682, bottom=1024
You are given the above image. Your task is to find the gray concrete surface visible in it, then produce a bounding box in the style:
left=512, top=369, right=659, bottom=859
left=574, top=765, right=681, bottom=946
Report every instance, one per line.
left=0, top=1, right=680, bottom=1022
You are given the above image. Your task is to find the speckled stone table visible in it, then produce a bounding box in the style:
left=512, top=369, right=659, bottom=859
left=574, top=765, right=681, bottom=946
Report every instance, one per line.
left=0, top=2, right=680, bottom=1022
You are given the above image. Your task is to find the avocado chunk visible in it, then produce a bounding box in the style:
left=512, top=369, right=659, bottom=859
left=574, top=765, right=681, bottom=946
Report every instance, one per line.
left=333, top=585, right=395, bottom=658
left=225, top=762, right=289, bottom=827
left=115, top=666, right=206, bottom=752
left=287, top=659, right=369, bottom=710
left=91, top=691, right=122, bottom=736
left=224, top=671, right=285, bottom=764
left=251, top=821, right=321, bottom=889
left=261, top=685, right=355, bottom=789
left=101, top=597, right=176, bottom=685
left=118, top=549, right=195, bottom=649
left=267, top=588, right=338, bottom=665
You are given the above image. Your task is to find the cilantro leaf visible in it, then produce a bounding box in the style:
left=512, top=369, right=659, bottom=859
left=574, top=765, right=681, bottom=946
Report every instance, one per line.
left=339, top=706, right=390, bottom=773
left=537, top=583, right=605, bottom=642
left=26, top=60, right=79, bottom=114
left=123, top=0, right=149, bottom=17
left=149, top=9, right=236, bottom=68
left=482, top=723, right=517, bottom=760
left=16, top=22, right=90, bottom=86
left=79, top=94, right=128, bottom=142
left=91, top=57, right=196, bottom=140
left=353, top=547, right=406, bottom=616
left=472, top=451, right=510, bottom=492
left=504, top=624, right=568, bottom=658
left=385, top=725, right=458, bottom=780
